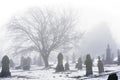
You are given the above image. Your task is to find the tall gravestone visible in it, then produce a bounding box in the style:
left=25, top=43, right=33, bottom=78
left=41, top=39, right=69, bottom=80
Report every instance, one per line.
left=85, top=54, right=93, bottom=76
left=56, top=53, right=64, bottom=72
left=0, top=55, right=11, bottom=77
left=106, top=44, right=112, bottom=64
left=97, top=56, right=104, bottom=73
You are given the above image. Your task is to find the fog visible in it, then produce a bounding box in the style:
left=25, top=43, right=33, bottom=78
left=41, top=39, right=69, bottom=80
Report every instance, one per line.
left=79, top=23, right=117, bottom=58
left=0, top=0, right=119, bottom=80
left=0, top=0, right=119, bottom=62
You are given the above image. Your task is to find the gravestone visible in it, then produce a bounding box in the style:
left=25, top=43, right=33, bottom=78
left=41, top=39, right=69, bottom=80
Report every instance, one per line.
left=107, top=73, right=118, bottom=80
left=85, top=54, right=93, bottom=76
left=76, top=57, right=82, bottom=70
left=0, top=55, right=11, bottom=77
left=97, top=56, right=104, bottom=73
left=106, top=44, right=112, bottom=64
left=56, top=53, right=64, bottom=72
left=23, top=57, right=31, bottom=70
left=65, top=62, right=70, bottom=71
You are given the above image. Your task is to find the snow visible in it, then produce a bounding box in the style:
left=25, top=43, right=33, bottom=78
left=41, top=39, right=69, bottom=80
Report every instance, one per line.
left=0, top=64, right=120, bottom=80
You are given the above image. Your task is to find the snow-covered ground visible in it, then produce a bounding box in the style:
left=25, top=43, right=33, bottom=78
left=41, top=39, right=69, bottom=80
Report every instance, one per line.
left=0, top=64, right=120, bottom=80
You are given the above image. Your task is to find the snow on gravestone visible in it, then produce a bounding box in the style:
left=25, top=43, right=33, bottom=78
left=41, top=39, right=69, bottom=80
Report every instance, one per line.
left=56, top=53, right=64, bottom=72
left=0, top=55, right=11, bottom=77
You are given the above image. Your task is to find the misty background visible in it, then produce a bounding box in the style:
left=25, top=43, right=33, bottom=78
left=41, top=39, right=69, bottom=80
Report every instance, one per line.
left=0, top=0, right=119, bottom=61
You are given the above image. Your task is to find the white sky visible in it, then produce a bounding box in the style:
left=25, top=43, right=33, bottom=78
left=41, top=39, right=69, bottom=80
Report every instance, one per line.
left=0, top=0, right=120, bottom=51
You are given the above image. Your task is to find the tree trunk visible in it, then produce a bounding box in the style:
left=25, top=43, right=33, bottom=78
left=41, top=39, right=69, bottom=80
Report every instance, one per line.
left=42, top=55, right=49, bottom=68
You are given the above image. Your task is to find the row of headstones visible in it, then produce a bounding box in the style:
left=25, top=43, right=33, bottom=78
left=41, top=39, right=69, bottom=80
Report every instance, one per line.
left=0, top=55, right=117, bottom=80
left=55, top=53, right=104, bottom=76
left=0, top=55, right=32, bottom=77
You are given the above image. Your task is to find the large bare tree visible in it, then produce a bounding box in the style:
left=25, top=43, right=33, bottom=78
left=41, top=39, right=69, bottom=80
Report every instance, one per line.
left=8, top=8, right=83, bottom=67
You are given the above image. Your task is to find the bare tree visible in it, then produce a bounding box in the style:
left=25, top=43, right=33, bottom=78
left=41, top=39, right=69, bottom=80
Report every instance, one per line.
left=8, top=8, right=83, bottom=67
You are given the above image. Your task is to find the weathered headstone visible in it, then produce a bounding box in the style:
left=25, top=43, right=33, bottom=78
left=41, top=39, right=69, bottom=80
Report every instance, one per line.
left=23, top=57, right=31, bottom=70
left=75, top=63, right=78, bottom=68
left=106, top=44, right=112, bottom=64
left=65, top=62, right=70, bottom=71
left=56, top=53, right=64, bottom=72
left=0, top=55, right=11, bottom=77
left=107, top=73, right=118, bottom=80
left=85, top=54, right=93, bottom=76
left=76, top=57, right=82, bottom=70
left=15, top=56, right=25, bottom=69
left=97, top=56, right=104, bottom=73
